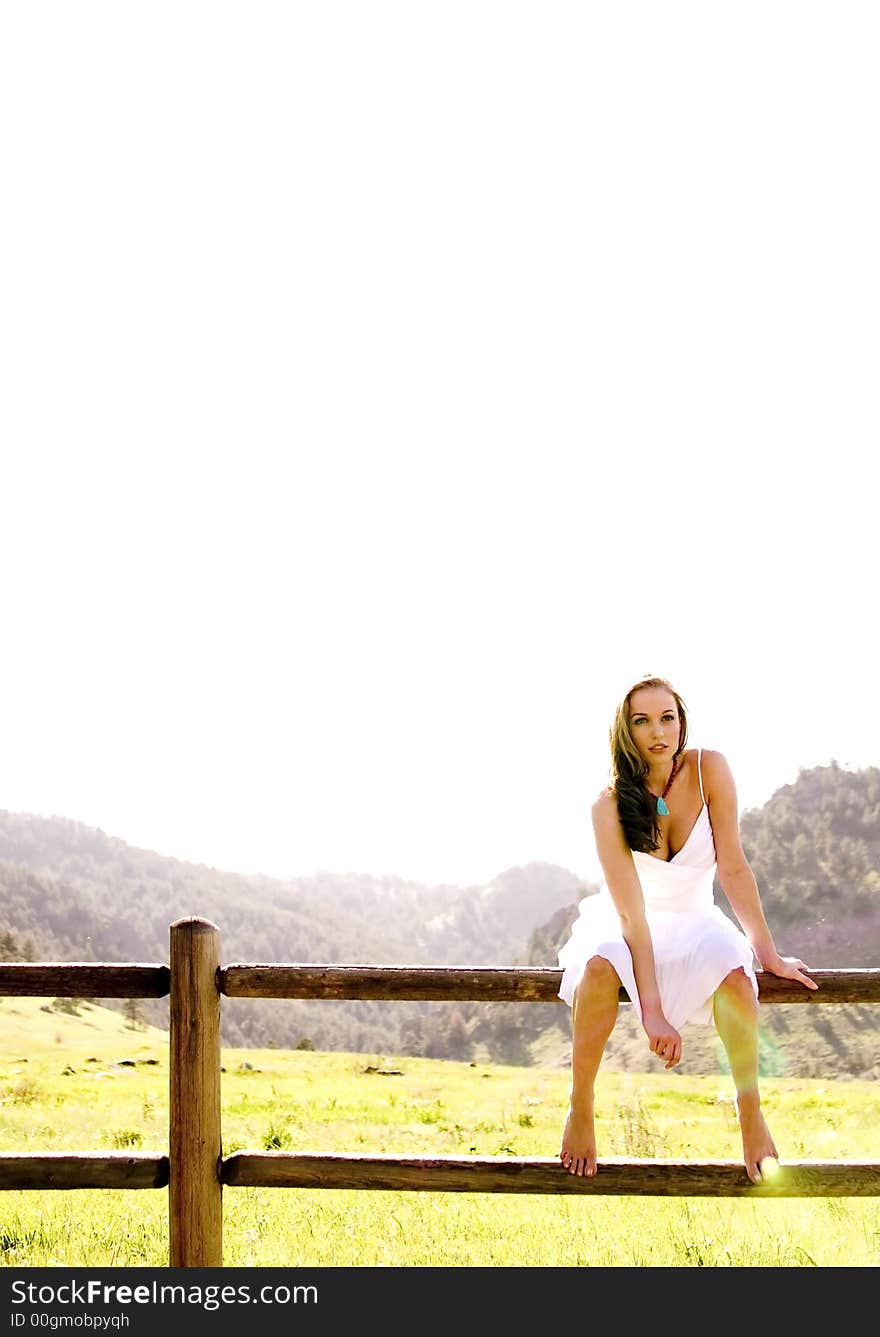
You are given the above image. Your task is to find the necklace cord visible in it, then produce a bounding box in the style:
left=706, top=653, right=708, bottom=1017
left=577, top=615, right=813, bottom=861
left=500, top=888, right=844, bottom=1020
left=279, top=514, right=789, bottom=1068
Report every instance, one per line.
left=649, top=756, right=679, bottom=816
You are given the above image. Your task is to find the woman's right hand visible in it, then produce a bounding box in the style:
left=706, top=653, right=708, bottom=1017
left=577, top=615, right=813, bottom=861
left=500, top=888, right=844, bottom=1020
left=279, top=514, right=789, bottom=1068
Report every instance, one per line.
left=642, top=1009, right=682, bottom=1069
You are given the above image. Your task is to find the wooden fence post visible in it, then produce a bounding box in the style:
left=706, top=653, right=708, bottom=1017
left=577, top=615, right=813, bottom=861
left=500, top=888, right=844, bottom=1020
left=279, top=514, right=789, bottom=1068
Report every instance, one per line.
left=169, top=917, right=222, bottom=1266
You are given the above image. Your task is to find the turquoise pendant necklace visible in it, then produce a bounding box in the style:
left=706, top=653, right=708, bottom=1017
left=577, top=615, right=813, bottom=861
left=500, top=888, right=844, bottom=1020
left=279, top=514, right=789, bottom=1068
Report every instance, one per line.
left=652, top=757, right=678, bottom=816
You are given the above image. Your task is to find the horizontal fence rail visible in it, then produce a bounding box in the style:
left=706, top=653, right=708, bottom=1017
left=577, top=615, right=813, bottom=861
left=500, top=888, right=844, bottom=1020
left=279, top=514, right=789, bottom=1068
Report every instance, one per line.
left=220, top=964, right=880, bottom=1003
left=2, top=918, right=879, bottom=1268
left=222, top=1151, right=880, bottom=1198
left=0, top=963, right=170, bottom=997
left=0, top=1154, right=169, bottom=1191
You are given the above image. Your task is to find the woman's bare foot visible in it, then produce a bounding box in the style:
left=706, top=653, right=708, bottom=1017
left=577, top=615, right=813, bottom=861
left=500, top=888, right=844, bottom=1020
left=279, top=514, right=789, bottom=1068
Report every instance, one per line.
left=735, top=1091, right=778, bottom=1183
left=559, top=1104, right=598, bottom=1177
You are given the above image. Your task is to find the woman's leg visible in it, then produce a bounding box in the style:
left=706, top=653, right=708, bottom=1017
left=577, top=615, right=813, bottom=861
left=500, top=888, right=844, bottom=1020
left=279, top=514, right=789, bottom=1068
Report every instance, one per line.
left=559, top=954, right=620, bottom=1176
left=713, top=966, right=778, bottom=1183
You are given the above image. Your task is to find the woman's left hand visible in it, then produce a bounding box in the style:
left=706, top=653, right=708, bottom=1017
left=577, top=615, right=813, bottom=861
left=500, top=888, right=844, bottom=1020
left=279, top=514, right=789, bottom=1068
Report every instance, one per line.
left=759, top=954, right=819, bottom=990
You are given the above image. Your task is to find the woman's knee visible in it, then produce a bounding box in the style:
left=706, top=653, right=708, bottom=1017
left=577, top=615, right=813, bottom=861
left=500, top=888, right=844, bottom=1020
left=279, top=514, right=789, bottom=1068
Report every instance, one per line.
left=716, top=966, right=757, bottom=1007
left=576, top=954, right=620, bottom=999
left=719, top=966, right=750, bottom=991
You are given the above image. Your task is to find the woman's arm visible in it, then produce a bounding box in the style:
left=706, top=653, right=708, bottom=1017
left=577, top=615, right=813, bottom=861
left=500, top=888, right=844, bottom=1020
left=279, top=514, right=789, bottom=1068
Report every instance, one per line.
left=702, top=751, right=818, bottom=990
left=591, top=792, right=683, bottom=1065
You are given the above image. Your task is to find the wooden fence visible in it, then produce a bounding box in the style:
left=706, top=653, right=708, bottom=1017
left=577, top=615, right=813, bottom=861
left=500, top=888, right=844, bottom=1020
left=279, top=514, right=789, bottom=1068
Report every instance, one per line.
left=1, top=916, right=879, bottom=1266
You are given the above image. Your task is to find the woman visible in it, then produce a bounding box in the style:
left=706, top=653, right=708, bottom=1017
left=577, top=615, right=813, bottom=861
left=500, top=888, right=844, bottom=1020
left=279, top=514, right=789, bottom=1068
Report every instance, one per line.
left=558, top=673, right=818, bottom=1184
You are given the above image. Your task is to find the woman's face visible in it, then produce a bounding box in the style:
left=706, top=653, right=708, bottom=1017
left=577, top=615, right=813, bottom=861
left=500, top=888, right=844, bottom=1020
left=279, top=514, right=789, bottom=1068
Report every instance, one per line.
left=628, top=686, right=680, bottom=766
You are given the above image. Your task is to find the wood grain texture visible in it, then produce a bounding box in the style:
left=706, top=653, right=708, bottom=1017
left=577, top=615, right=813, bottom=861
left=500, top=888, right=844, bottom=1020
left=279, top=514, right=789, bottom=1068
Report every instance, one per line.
left=219, top=964, right=880, bottom=1003
left=0, top=963, right=171, bottom=998
left=169, top=918, right=222, bottom=1267
left=0, top=1154, right=168, bottom=1190
left=221, top=1151, right=880, bottom=1197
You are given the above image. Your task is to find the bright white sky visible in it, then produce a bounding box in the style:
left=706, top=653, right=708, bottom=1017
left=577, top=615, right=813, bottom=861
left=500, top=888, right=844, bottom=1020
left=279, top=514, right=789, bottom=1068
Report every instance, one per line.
left=2, top=3, right=877, bottom=889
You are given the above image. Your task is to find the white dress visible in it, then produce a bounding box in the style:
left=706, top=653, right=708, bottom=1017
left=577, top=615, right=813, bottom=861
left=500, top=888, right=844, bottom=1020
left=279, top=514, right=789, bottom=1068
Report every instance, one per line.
left=557, top=749, right=758, bottom=1029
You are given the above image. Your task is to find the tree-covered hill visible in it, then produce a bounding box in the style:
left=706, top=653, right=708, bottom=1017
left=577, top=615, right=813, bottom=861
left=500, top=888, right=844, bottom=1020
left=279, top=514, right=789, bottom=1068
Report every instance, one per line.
left=738, top=761, right=880, bottom=965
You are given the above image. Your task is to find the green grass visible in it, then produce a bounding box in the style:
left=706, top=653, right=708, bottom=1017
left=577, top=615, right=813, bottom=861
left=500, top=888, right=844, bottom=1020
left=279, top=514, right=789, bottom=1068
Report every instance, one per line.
left=1, top=997, right=878, bottom=1266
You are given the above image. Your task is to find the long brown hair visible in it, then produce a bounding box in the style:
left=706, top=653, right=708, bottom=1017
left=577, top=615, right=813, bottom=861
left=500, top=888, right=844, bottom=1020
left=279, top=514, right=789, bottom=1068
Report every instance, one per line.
left=610, top=674, right=688, bottom=853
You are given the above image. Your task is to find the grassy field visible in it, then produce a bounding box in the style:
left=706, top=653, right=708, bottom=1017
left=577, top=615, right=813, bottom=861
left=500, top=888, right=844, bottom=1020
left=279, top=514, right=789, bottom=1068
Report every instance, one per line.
left=1, top=996, right=878, bottom=1267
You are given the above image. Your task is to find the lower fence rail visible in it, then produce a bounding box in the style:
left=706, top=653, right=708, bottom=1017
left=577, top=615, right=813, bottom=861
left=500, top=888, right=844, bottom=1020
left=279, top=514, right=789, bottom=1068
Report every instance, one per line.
left=221, top=1151, right=880, bottom=1197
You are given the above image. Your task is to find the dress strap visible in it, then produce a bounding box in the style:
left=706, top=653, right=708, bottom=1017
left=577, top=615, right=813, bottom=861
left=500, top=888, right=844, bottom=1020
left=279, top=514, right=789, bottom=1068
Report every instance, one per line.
left=697, top=747, right=705, bottom=804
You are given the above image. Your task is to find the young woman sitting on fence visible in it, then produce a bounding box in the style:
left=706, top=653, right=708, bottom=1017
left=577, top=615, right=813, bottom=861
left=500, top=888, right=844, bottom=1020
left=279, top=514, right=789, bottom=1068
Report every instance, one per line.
left=557, top=673, right=818, bottom=1184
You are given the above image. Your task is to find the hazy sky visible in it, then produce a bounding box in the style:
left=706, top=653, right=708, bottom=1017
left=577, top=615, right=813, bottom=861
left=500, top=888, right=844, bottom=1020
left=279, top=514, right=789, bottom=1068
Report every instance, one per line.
left=3, top=3, right=877, bottom=889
